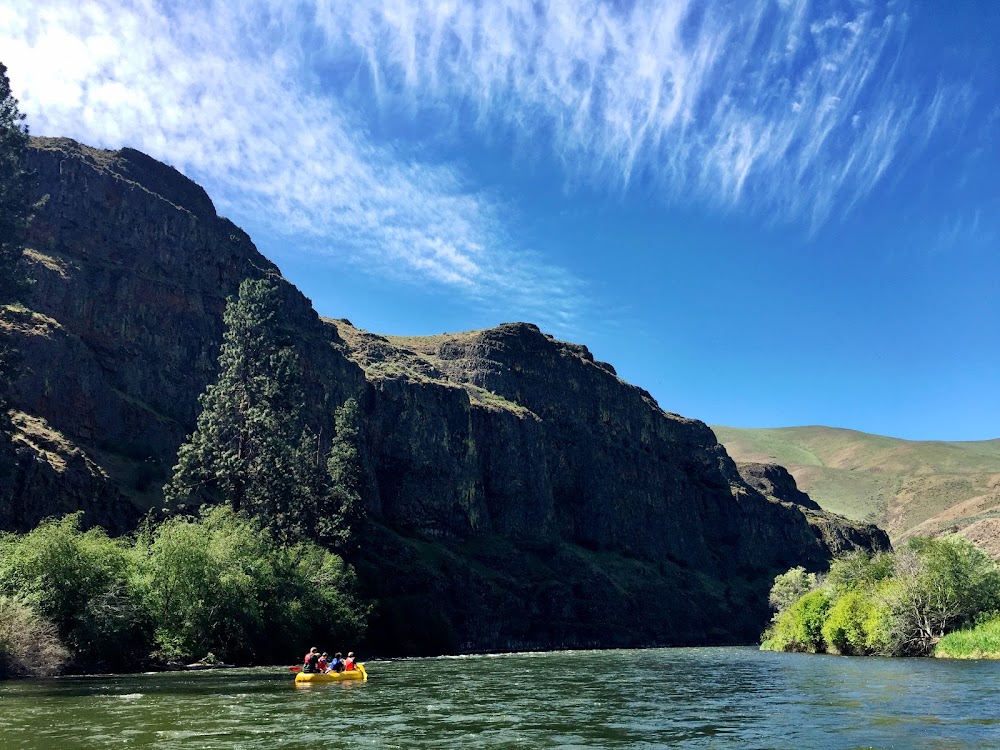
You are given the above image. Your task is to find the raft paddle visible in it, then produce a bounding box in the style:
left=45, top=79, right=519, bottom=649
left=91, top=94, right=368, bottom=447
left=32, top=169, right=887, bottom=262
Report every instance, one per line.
left=289, top=666, right=302, bottom=672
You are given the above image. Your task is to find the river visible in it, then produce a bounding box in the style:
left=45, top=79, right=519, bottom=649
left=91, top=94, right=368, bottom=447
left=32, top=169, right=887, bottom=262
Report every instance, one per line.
left=1, top=647, right=997, bottom=749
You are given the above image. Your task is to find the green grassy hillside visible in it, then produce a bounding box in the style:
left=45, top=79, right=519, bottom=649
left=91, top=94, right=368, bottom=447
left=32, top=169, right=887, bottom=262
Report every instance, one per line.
left=713, top=426, right=1000, bottom=553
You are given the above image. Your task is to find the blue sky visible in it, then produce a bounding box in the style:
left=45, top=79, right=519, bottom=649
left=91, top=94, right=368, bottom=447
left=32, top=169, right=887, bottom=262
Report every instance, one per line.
left=2, top=1, right=997, bottom=441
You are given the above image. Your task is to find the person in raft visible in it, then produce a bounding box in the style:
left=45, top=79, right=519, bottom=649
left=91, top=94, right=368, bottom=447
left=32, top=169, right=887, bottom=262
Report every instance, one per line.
left=344, top=652, right=356, bottom=671
left=303, top=647, right=321, bottom=674
left=318, top=652, right=330, bottom=672
left=328, top=652, right=345, bottom=673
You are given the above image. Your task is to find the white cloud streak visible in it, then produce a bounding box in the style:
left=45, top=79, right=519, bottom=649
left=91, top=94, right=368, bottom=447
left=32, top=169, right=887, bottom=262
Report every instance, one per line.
left=0, top=0, right=970, bottom=330
left=0, top=0, right=586, bottom=329
left=315, top=0, right=963, bottom=228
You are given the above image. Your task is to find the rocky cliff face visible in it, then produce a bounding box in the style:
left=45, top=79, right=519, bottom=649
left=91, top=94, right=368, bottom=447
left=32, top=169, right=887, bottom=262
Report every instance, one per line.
left=736, top=461, right=891, bottom=555
left=1, top=138, right=889, bottom=652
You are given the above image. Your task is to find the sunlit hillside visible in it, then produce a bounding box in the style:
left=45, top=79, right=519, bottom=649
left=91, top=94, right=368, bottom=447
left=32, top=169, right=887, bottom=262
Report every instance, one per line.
left=713, top=426, right=1000, bottom=555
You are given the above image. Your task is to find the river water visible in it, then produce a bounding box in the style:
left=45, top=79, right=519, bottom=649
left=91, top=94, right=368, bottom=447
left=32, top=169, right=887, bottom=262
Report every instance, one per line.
left=1, top=647, right=997, bottom=749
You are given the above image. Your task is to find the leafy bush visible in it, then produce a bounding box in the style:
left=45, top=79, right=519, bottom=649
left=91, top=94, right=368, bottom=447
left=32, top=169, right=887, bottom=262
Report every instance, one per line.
left=134, top=506, right=366, bottom=664
left=885, top=537, right=1000, bottom=654
left=825, top=550, right=892, bottom=595
left=762, top=536, right=1000, bottom=657
left=0, top=596, right=70, bottom=677
left=0, top=514, right=149, bottom=671
left=768, top=566, right=818, bottom=614
left=761, top=589, right=830, bottom=652
left=820, top=590, right=888, bottom=655
left=0, top=508, right=368, bottom=674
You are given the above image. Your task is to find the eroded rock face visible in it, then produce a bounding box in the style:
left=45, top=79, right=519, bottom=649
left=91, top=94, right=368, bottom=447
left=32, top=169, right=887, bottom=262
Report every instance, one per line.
left=3, top=138, right=364, bottom=527
left=341, top=322, right=846, bottom=576
left=0, top=412, right=136, bottom=534
left=1, top=138, right=889, bottom=650
left=736, top=461, right=821, bottom=510
left=736, top=461, right=891, bottom=555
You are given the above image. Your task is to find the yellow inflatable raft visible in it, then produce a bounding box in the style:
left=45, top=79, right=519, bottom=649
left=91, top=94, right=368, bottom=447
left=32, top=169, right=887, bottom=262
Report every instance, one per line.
left=295, top=664, right=367, bottom=684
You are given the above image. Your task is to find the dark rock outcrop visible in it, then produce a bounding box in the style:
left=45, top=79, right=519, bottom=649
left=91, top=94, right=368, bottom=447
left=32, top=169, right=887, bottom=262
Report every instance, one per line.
left=736, top=461, right=891, bottom=555
left=0, top=137, right=889, bottom=652
left=736, top=461, right=821, bottom=510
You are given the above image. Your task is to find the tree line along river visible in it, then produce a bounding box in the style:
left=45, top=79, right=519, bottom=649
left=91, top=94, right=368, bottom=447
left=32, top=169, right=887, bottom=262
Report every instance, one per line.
left=1, top=647, right=998, bottom=749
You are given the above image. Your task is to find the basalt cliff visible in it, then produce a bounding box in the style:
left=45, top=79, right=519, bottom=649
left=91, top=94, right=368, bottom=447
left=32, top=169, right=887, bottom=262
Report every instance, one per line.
left=0, top=138, right=889, bottom=654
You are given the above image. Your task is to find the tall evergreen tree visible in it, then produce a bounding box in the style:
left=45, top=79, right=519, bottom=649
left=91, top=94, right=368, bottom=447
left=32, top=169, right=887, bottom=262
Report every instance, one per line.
left=0, top=62, right=33, bottom=414
left=165, top=278, right=322, bottom=539
left=324, top=397, right=363, bottom=549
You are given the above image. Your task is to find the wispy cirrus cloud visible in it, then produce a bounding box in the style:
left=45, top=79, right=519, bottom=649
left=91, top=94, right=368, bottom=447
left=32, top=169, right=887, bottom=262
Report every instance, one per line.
left=0, top=0, right=585, bottom=329
left=0, top=0, right=972, bottom=331
left=316, top=0, right=966, bottom=228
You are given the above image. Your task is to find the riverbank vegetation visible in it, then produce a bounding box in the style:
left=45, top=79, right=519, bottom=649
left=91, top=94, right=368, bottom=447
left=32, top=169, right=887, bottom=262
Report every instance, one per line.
left=1, top=275, right=372, bottom=679
left=934, top=616, right=1000, bottom=659
left=761, top=536, right=1000, bottom=657
left=0, top=507, right=365, bottom=677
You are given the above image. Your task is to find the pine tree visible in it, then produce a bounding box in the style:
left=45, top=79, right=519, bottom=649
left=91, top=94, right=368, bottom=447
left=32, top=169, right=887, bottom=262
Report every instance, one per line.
left=323, top=397, right=363, bottom=549
left=164, top=278, right=323, bottom=539
left=0, top=62, right=33, bottom=414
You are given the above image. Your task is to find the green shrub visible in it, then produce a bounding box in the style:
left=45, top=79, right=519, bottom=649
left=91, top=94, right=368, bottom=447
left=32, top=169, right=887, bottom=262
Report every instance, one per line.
left=881, top=537, right=1000, bottom=655
left=0, top=514, right=149, bottom=671
left=768, top=566, right=817, bottom=614
left=134, top=506, right=367, bottom=664
left=820, top=589, right=891, bottom=655
left=763, top=536, right=1000, bottom=657
left=761, top=589, right=830, bottom=652
left=825, top=551, right=892, bottom=595
left=0, top=508, right=368, bottom=673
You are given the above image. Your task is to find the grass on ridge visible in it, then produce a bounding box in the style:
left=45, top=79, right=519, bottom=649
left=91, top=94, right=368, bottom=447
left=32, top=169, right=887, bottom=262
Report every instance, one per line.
left=712, top=425, right=1000, bottom=543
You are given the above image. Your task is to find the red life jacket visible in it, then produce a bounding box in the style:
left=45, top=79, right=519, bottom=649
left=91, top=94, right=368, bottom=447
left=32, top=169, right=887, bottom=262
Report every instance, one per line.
left=344, top=658, right=355, bottom=670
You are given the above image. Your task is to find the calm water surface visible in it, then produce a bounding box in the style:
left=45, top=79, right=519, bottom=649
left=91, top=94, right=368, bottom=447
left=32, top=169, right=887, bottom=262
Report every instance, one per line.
left=1, top=647, right=998, bottom=749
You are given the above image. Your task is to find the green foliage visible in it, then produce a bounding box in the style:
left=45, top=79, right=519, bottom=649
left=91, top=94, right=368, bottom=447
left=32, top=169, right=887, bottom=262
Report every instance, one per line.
left=761, top=589, right=830, bottom=652
left=0, top=62, right=33, bottom=414
left=0, top=514, right=149, bottom=671
left=877, top=537, right=1000, bottom=655
left=0, top=509, right=367, bottom=673
left=0, top=595, right=70, bottom=678
left=825, top=550, right=893, bottom=595
left=762, top=537, right=1000, bottom=658
left=165, top=278, right=327, bottom=540
left=820, top=590, right=886, bottom=655
left=934, top=615, right=1000, bottom=659
left=325, top=397, right=363, bottom=549
left=768, top=566, right=817, bottom=614
left=133, top=506, right=366, bottom=664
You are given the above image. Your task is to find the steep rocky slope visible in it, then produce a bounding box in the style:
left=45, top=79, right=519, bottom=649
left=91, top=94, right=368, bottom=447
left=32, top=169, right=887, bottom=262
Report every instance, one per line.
left=735, top=462, right=890, bottom=556
left=1, top=138, right=888, bottom=652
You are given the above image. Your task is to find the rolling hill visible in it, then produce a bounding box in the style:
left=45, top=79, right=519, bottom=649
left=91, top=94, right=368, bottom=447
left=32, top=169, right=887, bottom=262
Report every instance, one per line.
left=712, top=426, right=1000, bottom=555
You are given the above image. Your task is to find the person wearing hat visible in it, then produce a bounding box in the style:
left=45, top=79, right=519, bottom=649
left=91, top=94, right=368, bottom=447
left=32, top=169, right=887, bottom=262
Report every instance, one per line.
left=344, top=652, right=356, bottom=671
left=318, top=652, right=329, bottom=672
